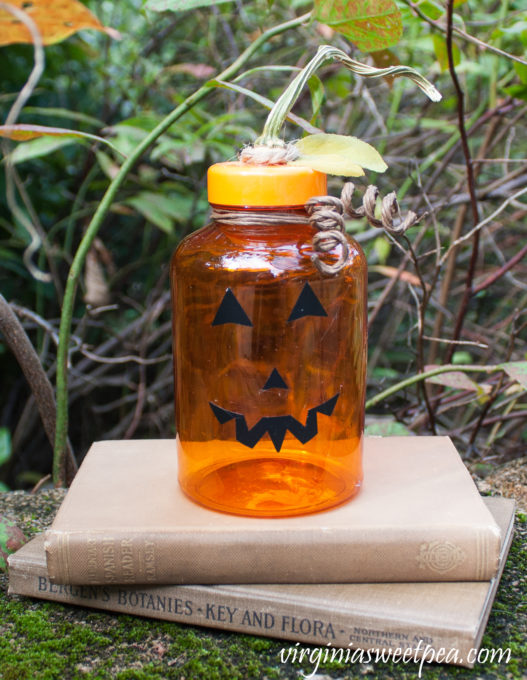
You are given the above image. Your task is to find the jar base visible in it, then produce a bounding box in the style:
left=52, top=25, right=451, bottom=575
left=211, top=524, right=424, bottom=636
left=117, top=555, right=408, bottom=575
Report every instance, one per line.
left=180, top=457, right=361, bottom=518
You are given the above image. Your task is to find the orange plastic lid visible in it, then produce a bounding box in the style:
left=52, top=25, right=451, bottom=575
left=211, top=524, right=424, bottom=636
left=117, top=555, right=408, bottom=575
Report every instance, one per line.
left=207, top=161, right=327, bottom=207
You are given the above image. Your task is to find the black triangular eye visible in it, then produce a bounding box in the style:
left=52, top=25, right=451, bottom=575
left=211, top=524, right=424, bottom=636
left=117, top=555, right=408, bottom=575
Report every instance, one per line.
left=212, top=289, right=253, bottom=327
left=287, top=282, right=327, bottom=322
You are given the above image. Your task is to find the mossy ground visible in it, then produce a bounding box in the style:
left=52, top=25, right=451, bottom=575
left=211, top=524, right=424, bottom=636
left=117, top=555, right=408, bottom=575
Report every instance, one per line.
left=0, top=491, right=525, bottom=680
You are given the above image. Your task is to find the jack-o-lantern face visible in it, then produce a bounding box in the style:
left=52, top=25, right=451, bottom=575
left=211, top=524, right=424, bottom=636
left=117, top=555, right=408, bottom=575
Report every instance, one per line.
left=208, top=282, right=340, bottom=452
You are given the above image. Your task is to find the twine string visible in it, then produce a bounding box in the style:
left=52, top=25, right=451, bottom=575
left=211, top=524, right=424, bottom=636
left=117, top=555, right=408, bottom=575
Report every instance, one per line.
left=239, top=144, right=300, bottom=164
left=210, top=181, right=421, bottom=275
left=305, top=195, right=349, bottom=275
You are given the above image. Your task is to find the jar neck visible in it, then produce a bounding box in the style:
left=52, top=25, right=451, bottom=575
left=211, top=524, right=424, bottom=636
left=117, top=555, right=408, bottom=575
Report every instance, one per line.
left=210, top=202, right=307, bottom=212
left=210, top=203, right=309, bottom=222
left=209, top=203, right=307, bottom=212
left=209, top=204, right=312, bottom=239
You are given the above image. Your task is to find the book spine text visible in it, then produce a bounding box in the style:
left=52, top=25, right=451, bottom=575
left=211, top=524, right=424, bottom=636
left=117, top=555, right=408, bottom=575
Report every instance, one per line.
left=44, top=528, right=500, bottom=586
left=8, top=569, right=475, bottom=668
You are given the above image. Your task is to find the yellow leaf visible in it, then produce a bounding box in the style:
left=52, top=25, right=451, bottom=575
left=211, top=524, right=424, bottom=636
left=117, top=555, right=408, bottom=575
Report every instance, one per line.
left=0, top=0, right=119, bottom=46
left=294, top=133, right=387, bottom=176
left=291, top=155, right=365, bottom=177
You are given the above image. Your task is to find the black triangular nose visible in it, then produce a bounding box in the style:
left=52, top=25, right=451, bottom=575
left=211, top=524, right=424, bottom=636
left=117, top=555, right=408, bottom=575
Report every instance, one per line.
left=262, top=368, right=288, bottom=390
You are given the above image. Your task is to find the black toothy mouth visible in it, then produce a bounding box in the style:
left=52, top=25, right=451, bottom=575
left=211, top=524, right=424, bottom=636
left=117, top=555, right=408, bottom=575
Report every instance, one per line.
left=209, top=393, right=340, bottom=452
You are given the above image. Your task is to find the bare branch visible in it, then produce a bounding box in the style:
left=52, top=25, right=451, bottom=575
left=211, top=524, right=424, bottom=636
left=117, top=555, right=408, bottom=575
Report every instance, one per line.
left=0, top=294, right=77, bottom=485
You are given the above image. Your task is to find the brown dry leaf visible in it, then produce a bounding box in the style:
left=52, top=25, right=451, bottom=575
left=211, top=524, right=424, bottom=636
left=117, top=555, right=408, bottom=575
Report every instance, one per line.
left=110, top=204, right=135, bottom=216
left=316, top=23, right=335, bottom=40
left=84, top=240, right=111, bottom=307
left=371, top=49, right=400, bottom=70
left=369, top=265, right=425, bottom=289
left=166, top=63, right=215, bottom=79
left=501, top=361, right=527, bottom=390
left=0, top=124, right=84, bottom=141
left=0, top=0, right=120, bottom=46
left=424, top=364, right=492, bottom=395
left=152, top=642, right=167, bottom=658
left=94, top=238, right=116, bottom=276
left=370, top=49, right=400, bottom=88
left=0, top=125, right=124, bottom=158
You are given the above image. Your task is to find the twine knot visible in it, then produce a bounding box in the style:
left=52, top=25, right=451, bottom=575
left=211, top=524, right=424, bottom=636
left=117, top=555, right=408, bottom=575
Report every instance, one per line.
left=239, top=143, right=299, bottom=165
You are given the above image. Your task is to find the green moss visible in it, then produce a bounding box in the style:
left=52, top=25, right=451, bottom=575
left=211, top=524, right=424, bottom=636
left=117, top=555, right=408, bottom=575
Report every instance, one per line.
left=1, top=582, right=526, bottom=680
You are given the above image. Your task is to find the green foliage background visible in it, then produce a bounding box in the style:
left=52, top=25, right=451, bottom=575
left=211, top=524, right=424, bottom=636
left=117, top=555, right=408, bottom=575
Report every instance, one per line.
left=0, top=0, right=526, bottom=487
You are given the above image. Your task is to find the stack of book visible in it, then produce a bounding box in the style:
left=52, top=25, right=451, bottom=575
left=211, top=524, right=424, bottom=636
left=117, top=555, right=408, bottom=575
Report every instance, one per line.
left=8, top=437, right=515, bottom=669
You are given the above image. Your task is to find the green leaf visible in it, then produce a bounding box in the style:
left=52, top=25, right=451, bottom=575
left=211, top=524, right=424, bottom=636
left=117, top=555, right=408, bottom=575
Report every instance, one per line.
left=147, top=193, right=190, bottom=221
left=365, top=419, right=413, bottom=436
left=417, top=1, right=444, bottom=20
left=313, top=0, right=403, bottom=53
left=7, top=136, right=78, bottom=164
left=433, top=34, right=461, bottom=72
left=0, top=428, right=11, bottom=467
left=452, top=351, right=473, bottom=365
left=126, top=193, right=174, bottom=234
left=95, top=150, right=120, bottom=180
left=125, top=192, right=192, bottom=234
left=493, top=20, right=527, bottom=38
left=514, top=61, right=527, bottom=85
left=374, top=236, right=390, bottom=264
left=371, top=367, right=399, bottom=379
left=307, top=75, right=325, bottom=125
left=145, top=0, right=233, bottom=11
left=504, top=84, right=527, bottom=102
left=501, top=361, right=527, bottom=390
left=293, top=133, right=387, bottom=176
left=22, top=107, right=105, bottom=128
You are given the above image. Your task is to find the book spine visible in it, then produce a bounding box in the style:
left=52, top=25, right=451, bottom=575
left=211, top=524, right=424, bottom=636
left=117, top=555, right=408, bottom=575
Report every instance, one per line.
left=44, top=528, right=500, bottom=586
left=8, top=568, right=475, bottom=669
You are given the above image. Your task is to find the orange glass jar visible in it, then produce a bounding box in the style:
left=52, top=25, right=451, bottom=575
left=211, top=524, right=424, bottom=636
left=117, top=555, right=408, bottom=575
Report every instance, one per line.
left=170, top=162, right=367, bottom=517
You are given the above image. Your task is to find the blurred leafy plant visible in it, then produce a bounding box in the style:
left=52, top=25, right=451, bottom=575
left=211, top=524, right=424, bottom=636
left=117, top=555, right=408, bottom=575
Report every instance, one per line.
left=0, top=428, right=11, bottom=492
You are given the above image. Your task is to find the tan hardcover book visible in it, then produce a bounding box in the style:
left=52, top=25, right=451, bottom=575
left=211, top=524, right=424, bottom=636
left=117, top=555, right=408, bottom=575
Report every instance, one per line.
left=44, top=437, right=501, bottom=585
left=9, top=497, right=515, bottom=670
